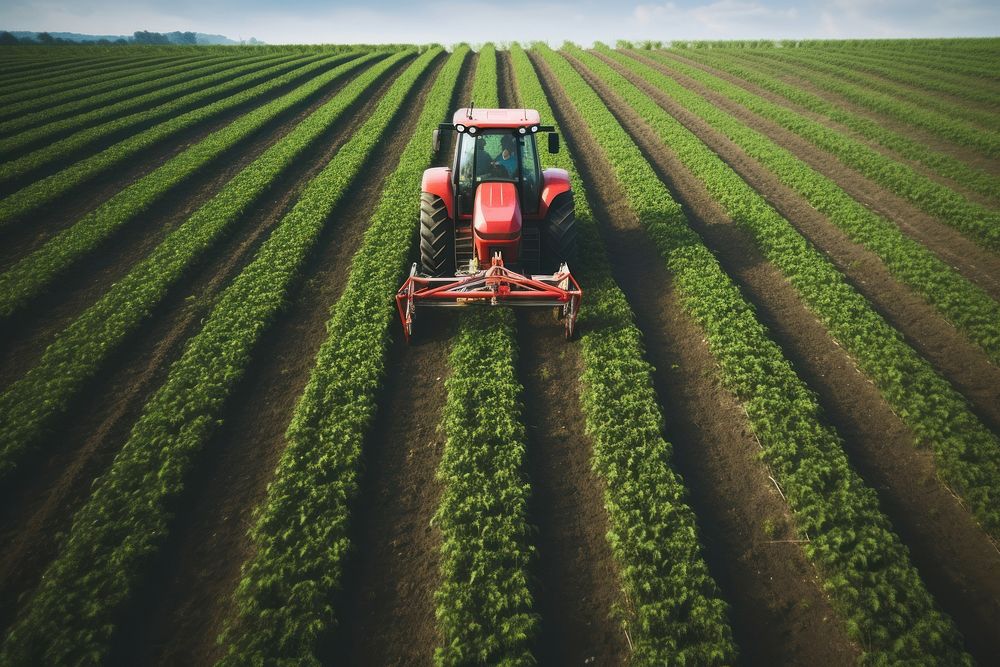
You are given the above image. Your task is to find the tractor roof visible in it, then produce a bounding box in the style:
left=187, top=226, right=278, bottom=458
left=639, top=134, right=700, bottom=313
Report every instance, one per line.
left=452, top=107, right=541, bottom=129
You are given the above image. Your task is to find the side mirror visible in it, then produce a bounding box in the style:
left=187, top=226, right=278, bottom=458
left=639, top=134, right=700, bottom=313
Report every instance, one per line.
left=432, top=129, right=441, bottom=153
left=547, top=132, right=560, bottom=154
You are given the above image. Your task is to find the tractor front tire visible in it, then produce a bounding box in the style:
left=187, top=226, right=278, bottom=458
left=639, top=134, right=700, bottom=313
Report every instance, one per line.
left=419, top=193, right=453, bottom=276
left=541, top=191, right=577, bottom=273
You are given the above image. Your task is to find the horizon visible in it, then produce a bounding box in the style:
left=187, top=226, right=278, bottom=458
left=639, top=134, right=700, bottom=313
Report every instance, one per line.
left=2, top=0, right=999, bottom=45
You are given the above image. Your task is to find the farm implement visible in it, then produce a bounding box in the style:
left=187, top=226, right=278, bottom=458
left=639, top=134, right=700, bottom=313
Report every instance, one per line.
left=396, top=107, right=582, bottom=340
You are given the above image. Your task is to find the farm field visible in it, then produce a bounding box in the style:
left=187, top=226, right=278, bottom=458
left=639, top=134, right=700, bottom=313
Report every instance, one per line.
left=0, top=38, right=998, bottom=665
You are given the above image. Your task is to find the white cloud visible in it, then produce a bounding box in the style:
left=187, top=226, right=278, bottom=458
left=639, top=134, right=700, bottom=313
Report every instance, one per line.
left=1, top=0, right=998, bottom=43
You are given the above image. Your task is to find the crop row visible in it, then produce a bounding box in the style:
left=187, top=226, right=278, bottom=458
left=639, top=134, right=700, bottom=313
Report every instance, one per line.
left=0, top=48, right=433, bottom=665
left=0, top=51, right=377, bottom=321
left=0, top=53, right=290, bottom=150
left=0, top=52, right=331, bottom=188
left=579, top=46, right=1000, bottom=538
left=0, top=55, right=103, bottom=84
left=541, top=43, right=969, bottom=664
left=217, top=47, right=464, bottom=666
left=0, top=51, right=352, bottom=228
left=641, top=51, right=1000, bottom=250
left=845, top=45, right=1000, bottom=76
left=429, top=44, right=538, bottom=664
left=602, top=48, right=1000, bottom=364
left=766, top=46, right=1000, bottom=107
left=668, top=48, right=1000, bottom=203
left=0, top=53, right=181, bottom=102
left=0, top=49, right=395, bottom=484
left=0, top=52, right=246, bottom=128
left=736, top=49, right=1000, bottom=153
left=515, top=43, right=737, bottom=663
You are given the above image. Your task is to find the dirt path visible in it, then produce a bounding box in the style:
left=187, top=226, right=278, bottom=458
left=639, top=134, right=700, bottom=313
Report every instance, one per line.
left=532, top=49, right=861, bottom=666
left=569, top=52, right=1000, bottom=663
left=775, top=69, right=1000, bottom=171
left=0, top=55, right=416, bottom=646
left=331, top=53, right=476, bottom=666
left=0, top=55, right=392, bottom=392
left=600, top=51, right=1000, bottom=436
left=109, top=56, right=446, bottom=667
left=0, top=55, right=355, bottom=265
left=635, top=51, right=1000, bottom=300
left=499, top=50, right=629, bottom=664
left=654, top=51, right=1000, bottom=205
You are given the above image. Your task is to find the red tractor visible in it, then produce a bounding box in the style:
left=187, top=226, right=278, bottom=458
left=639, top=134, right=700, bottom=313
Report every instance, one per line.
left=396, top=107, right=582, bottom=341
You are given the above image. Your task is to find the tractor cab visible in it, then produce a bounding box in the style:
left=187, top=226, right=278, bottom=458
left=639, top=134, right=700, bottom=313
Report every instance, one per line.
left=396, top=107, right=581, bottom=341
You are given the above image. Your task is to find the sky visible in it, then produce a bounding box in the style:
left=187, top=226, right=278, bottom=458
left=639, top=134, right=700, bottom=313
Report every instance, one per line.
left=2, top=0, right=998, bottom=44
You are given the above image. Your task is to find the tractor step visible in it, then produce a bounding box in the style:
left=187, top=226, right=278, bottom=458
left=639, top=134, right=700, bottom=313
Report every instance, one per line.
left=455, top=223, right=474, bottom=272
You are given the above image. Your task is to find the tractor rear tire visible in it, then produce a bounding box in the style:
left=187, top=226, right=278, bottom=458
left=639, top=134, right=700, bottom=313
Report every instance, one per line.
left=541, top=191, right=577, bottom=273
left=419, top=193, right=453, bottom=276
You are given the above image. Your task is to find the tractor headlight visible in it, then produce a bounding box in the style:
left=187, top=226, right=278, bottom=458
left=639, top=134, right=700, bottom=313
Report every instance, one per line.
left=518, top=126, right=527, bottom=135
left=455, top=123, right=466, bottom=133
left=468, top=126, right=477, bottom=134
left=531, top=125, right=539, bottom=133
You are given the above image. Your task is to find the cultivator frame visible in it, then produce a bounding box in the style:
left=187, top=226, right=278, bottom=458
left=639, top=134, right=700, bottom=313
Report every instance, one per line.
left=396, top=255, right=582, bottom=342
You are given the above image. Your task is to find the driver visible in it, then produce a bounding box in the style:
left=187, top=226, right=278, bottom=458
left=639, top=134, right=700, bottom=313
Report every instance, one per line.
left=493, top=134, right=517, bottom=177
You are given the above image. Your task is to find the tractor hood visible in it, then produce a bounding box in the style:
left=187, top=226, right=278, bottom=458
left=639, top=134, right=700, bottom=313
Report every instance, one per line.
left=473, top=182, right=521, bottom=240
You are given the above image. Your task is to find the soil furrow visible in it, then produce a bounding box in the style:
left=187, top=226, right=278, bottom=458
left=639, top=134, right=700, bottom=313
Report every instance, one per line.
left=0, top=54, right=339, bottom=254
left=0, top=56, right=288, bottom=160
left=655, top=51, right=1000, bottom=205
left=571, top=52, right=1000, bottom=663
left=531, top=49, right=861, bottom=666
left=113, top=55, right=443, bottom=667
left=0, top=56, right=390, bottom=392
left=500, top=49, right=628, bottom=663
left=0, top=57, right=336, bottom=197
left=0, top=55, right=414, bottom=644
left=600, top=51, right=1000, bottom=435
left=332, top=53, right=474, bottom=666
left=637, top=51, right=1000, bottom=298
left=773, top=69, right=1000, bottom=170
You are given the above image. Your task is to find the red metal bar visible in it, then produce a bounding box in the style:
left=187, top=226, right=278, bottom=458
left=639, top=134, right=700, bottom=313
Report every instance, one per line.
left=396, top=255, right=582, bottom=342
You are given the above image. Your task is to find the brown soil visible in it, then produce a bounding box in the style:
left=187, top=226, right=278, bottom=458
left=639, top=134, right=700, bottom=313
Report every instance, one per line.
left=638, top=51, right=1000, bottom=300
left=0, top=54, right=391, bottom=392
left=331, top=52, right=476, bottom=666
left=763, top=54, right=1000, bottom=124
left=0, top=56, right=182, bottom=105
left=601, top=51, right=1000, bottom=438
left=501, top=50, right=629, bottom=664
left=656, top=50, right=1000, bottom=206
left=569, top=51, right=1000, bottom=663
left=0, top=55, right=418, bottom=642
left=0, top=55, right=291, bottom=159
left=331, top=316, right=453, bottom=666
left=0, top=55, right=344, bottom=269
left=533, top=50, right=861, bottom=665
left=0, top=56, right=334, bottom=196
left=111, top=55, right=446, bottom=666
left=775, top=69, right=1000, bottom=169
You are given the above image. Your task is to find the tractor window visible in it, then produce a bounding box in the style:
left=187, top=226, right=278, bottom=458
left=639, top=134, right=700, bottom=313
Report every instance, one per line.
left=519, top=134, right=540, bottom=214
left=456, top=130, right=542, bottom=216
left=457, top=133, right=476, bottom=214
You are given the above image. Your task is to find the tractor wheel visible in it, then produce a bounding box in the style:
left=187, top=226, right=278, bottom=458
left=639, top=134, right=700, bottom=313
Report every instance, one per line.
left=419, top=193, right=453, bottom=276
left=541, top=191, right=577, bottom=273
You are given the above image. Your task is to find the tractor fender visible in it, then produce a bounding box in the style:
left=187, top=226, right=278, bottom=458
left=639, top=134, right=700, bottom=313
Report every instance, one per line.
left=421, top=167, right=454, bottom=219
left=539, top=168, right=572, bottom=218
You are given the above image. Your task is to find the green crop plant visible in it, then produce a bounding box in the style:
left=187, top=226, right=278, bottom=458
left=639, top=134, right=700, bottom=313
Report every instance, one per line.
left=216, top=46, right=466, bottom=666
left=538, top=43, right=969, bottom=665
left=602, top=47, right=1000, bottom=365
left=0, top=47, right=439, bottom=665
left=513, top=43, right=737, bottom=664
left=639, top=50, right=1000, bottom=249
